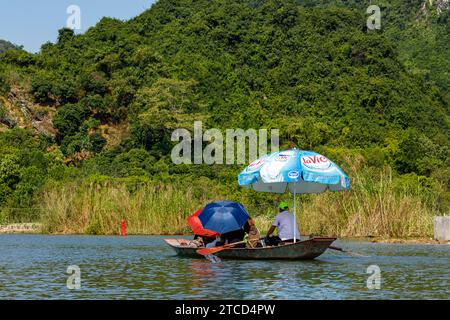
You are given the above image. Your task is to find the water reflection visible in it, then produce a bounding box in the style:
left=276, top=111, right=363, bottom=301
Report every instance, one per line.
left=0, top=235, right=448, bottom=299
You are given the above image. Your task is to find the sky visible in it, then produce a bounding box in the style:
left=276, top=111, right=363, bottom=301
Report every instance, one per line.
left=0, top=0, right=157, bottom=53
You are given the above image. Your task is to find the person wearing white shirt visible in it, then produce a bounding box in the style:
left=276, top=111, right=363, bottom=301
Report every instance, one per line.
left=265, top=201, right=300, bottom=246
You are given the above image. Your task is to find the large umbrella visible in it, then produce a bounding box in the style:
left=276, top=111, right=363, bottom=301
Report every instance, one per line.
left=238, top=148, right=350, bottom=242
left=198, top=200, right=250, bottom=235
left=187, top=208, right=220, bottom=238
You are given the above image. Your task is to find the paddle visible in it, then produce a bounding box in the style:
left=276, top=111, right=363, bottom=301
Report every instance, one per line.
left=197, top=240, right=247, bottom=256
left=197, top=235, right=267, bottom=256
left=329, top=245, right=368, bottom=257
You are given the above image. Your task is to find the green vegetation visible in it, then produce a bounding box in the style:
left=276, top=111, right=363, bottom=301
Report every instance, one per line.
left=0, top=0, right=448, bottom=237
left=39, top=159, right=442, bottom=237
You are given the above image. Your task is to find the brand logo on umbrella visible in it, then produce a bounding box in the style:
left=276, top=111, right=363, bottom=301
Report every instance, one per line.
left=301, top=155, right=332, bottom=170
left=288, top=171, right=299, bottom=179
left=247, top=157, right=267, bottom=172
left=275, top=155, right=289, bottom=161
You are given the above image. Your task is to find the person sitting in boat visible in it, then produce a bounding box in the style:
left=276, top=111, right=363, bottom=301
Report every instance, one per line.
left=265, top=201, right=300, bottom=246
left=193, top=234, right=216, bottom=247
left=245, top=218, right=262, bottom=248
left=217, top=229, right=246, bottom=248
left=216, top=218, right=260, bottom=248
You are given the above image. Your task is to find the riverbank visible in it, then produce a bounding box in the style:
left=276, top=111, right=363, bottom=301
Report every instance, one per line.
left=1, top=225, right=448, bottom=244
left=338, top=236, right=449, bottom=244
left=0, top=223, right=41, bottom=234
left=370, top=237, right=449, bottom=244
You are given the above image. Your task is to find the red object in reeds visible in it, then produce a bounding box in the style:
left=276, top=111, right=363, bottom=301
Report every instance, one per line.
left=187, top=209, right=220, bottom=238
left=121, top=219, right=126, bottom=236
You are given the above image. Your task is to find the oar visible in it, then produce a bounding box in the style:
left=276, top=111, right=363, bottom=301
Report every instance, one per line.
left=329, top=245, right=368, bottom=257
left=197, top=240, right=247, bottom=256
left=197, top=236, right=266, bottom=256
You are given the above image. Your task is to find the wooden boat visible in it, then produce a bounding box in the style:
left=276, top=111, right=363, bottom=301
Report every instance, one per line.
left=164, top=237, right=336, bottom=260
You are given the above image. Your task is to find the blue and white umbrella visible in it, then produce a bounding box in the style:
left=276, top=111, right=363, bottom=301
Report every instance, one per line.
left=238, top=149, right=350, bottom=242
left=199, top=200, right=250, bottom=235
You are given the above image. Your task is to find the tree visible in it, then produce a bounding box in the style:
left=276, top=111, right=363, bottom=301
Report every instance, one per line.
left=131, top=78, right=197, bottom=152
left=53, top=104, right=90, bottom=138
left=57, top=28, right=75, bottom=45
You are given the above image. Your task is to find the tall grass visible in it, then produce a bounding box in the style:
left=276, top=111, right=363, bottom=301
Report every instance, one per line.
left=38, top=167, right=445, bottom=238
left=40, top=182, right=215, bottom=235
left=298, top=168, right=439, bottom=238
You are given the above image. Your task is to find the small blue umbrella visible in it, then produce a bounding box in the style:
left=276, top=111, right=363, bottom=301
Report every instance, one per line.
left=198, top=200, right=250, bottom=234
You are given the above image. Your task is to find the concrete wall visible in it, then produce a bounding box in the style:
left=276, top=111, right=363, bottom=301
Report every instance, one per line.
left=433, top=216, right=450, bottom=241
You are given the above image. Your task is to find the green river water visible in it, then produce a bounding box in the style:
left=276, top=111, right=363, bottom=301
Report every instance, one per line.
left=0, top=235, right=448, bottom=299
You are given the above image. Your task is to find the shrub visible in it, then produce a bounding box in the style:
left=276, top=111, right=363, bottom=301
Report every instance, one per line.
left=53, top=103, right=90, bottom=138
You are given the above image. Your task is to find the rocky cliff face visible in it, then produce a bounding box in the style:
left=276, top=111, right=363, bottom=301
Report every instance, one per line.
left=0, top=40, right=19, bottom=54
left=0, top=87, right=56, bottom=137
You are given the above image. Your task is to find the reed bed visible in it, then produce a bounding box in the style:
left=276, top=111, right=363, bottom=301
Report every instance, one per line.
left=38, top=166, right=442, bottom=238
left=40, top=183, right=203, bottom=235
left=299, top=172, right=437, bottom=238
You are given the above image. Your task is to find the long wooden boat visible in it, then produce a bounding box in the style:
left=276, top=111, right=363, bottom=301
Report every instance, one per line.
left=164, top=237, right=336, bottom=260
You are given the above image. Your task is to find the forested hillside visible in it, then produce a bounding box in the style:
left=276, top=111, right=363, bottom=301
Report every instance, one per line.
left=0, top=0, right=448, bottom=236
left=0, top=40, right=20, bottom=54
left=299, top=0, right=449, bottom=91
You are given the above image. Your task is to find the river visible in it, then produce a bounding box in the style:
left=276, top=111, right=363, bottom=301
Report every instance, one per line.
left=0, top=235, right=448, bottom=299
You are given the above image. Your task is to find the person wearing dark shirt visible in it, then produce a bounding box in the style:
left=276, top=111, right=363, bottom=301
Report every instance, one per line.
left=217, top=219, right=260, bottom=248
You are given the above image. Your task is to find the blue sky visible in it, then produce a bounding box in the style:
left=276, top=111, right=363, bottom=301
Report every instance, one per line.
left=0, top=0, right=157, bottom=53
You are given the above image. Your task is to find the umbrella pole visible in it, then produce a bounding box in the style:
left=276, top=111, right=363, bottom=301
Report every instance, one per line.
left=293, top=183, right=296, bottom=243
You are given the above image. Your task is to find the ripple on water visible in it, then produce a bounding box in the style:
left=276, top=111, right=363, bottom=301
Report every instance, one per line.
left=0, top=235, right=448, bottom=299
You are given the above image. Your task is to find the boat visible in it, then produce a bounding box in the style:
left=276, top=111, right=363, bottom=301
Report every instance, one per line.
left=164, top=237, right=336, bottom=260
